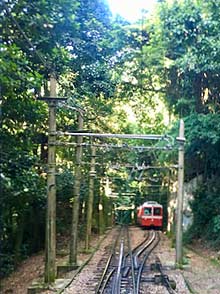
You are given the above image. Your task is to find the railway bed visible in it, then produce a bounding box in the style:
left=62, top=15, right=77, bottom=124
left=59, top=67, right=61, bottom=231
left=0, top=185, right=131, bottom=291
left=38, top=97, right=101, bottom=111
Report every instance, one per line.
left=3, top=230, right=220, bottom=294
left=61, top=226, right=190, bottom=294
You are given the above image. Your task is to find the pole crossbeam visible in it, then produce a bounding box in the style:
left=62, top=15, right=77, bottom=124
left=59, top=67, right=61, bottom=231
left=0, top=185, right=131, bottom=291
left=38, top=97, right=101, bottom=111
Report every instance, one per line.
left=109, top=164, right=178, bottom=170
left=56, top=131, right=174, bottom=143
left=53, top=141, right=173, bottom=150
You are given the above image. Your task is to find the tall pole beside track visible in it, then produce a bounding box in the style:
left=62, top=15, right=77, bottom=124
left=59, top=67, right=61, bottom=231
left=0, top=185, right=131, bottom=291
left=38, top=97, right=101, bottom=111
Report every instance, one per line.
left=70, top=113, right=84, bottom=265
left=176, top=119, right=185, bottom=266
left=38, top=75, right=67, bottom=283
left=45, top=75, right=57, bottom=283
left=85, top=144, right=96, bottom=251
left=98, top=178, right=105, bottom=235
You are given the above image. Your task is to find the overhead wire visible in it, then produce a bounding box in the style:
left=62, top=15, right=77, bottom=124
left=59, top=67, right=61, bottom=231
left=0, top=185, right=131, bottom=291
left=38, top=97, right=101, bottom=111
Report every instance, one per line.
left=54, top=141, right=174, bottom=150
left=58, top=102, right=85, bottom=116
left=2, top=2, right=176, bottom=187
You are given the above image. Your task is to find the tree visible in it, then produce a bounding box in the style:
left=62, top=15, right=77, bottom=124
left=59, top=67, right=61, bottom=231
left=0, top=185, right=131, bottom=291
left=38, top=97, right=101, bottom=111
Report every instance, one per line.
left=149, top=0, right=220, bottom=246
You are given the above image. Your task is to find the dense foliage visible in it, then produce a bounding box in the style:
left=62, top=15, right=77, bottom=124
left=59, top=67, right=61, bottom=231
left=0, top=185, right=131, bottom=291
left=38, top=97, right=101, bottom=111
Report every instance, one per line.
left=1, top=0, right=220, bottom=279
left=0, top=0, right=125, bottom=277
left=151, top=0, right=220, bottom=246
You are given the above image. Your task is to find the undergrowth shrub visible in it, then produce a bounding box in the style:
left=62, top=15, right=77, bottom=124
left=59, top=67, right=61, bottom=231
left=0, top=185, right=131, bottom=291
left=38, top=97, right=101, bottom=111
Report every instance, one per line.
left=184, top=177, right=220, bottom=248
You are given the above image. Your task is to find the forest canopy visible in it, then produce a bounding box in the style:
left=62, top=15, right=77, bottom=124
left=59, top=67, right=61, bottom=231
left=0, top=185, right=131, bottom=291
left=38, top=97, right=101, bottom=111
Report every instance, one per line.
left=1, top=0, right=220, bottom=278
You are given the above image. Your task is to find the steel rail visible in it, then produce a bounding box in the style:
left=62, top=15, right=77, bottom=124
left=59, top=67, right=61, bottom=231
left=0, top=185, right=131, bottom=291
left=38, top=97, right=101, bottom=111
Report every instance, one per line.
left=112, top=239, right=124, bottom=294
left=119, top=227, right=137, bottom=293
left=97, top=226, right=135, bottom=294
left=95, top=226, right=123, bottom=294
left=98, top=269, right=115, bottom=294
left=95, top=254, right=115, bottom=294
left=135, top=231, right=160, bottom=294
left=121, top=231, right=150, bottom=272
left=133, top=231, right=156, bottom=269
left=155, top=256, right=177, bottom=294
left=125, top=227, right=136, bottom=294
left=132, top=237, right=150, bottom=269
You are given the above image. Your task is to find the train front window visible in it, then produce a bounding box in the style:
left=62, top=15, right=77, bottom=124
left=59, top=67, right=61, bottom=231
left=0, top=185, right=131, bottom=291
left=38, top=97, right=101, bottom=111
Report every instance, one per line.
left=154, top=207, right=161, bottom=216
left=144, top=207, right=152, bottom=215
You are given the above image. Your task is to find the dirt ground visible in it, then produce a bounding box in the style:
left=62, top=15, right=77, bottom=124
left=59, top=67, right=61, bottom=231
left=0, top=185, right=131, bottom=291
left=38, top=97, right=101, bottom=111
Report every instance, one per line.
left=0, top=253, right=44, bottom=294
left=182, top=245, right=220, bottom=294
left=1, top=230, right=220, bottom=294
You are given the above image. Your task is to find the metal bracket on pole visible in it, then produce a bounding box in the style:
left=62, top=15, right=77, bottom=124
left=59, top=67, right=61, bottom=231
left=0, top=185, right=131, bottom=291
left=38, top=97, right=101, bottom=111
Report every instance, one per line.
left=38, top=97, right=67, bottom=103
left=176, top=136, right=186, bottom=143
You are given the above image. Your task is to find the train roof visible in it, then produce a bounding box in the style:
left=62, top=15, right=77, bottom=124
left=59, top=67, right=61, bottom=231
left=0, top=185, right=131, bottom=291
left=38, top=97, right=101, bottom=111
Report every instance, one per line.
left=142, top=201, right=162, bottom=207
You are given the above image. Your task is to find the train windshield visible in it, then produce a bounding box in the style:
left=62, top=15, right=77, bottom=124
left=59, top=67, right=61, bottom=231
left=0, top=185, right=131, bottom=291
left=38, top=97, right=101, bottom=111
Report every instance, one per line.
left=144, top=207, right=152, bottom=215
left=154, top=207, right=161, bottom=216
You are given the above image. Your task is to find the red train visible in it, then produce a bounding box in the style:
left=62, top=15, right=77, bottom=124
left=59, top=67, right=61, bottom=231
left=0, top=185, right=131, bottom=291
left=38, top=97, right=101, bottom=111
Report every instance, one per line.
left=137, top=201, right=163, bottom=229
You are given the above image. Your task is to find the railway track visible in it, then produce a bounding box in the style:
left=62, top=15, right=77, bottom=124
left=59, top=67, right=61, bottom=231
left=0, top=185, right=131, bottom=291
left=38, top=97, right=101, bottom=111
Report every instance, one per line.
left=60, top=227, right=180, bottom=294
left=95, top=227, right=177, bottom=294
left=95, top=225, right=136, bottom=294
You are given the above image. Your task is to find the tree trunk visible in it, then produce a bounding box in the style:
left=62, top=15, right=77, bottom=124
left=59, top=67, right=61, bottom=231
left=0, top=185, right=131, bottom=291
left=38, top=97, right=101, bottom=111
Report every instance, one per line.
left=14, top=212, right=25, bottom=265
left=194, top=74, right=203, bottom=113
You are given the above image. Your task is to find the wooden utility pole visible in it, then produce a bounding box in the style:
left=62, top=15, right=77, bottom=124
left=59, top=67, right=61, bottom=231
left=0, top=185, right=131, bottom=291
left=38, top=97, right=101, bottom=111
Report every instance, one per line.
left=45, top=75, right=57, bottom=283
left=85, top=145, right=96, bottom=250
left=176, top=119, right=185, bottom=266
left=98, top=179, right=105, bottom=235
left=69, top=113, right=84, bottom=265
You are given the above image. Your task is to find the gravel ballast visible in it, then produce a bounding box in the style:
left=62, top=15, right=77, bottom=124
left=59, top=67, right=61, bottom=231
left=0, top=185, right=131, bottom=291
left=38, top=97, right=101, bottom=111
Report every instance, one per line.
left=63, top=227, right=190, bottom=294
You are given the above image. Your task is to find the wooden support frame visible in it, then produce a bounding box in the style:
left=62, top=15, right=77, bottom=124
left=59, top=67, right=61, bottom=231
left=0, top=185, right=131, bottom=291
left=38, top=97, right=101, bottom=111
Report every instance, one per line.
left=38, top=76, right=67, bottom=283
